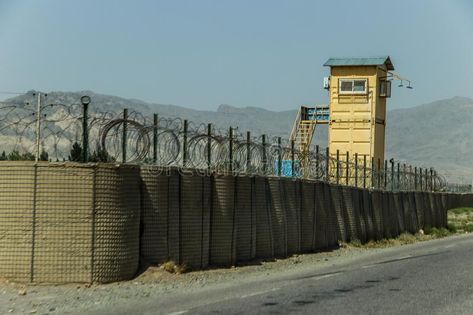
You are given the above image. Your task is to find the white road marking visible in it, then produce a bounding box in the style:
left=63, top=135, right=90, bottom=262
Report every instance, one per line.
left=445, top=244, right=456, bottom=249
left=167, top=311, right=188, bottom=315
left=361, top=265, right=375, bottom=269
left=312, top=273, right=340, bottom=280
left=240, top=287, right=280, bottom=298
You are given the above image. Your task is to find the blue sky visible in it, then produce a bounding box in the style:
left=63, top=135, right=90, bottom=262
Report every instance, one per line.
left=0, top=0, right=472, bottom=111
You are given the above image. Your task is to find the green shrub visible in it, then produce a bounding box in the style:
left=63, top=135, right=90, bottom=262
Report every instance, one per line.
left=447, top=223, right=457, bottom=233
left=425, top=227, right=450, bottom=238
left=449, top=207, right=473, bottom=215
left=464, top=224, right=473, bottom=233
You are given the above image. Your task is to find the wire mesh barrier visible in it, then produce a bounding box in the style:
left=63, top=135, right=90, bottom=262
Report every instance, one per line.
left=139, top=170, right=470, bottom=271
left=0, top=97, right=467, bottom=192
left=0, top=162, right=140, bottom=284
left=0, top=161, right=472, bottom=283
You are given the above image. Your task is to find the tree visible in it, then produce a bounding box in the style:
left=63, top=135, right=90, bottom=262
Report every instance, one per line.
left=21, top=152, right=35, bottom=161
left=6, top=150, right=34, bottom=161
left=0, top=151, right=6, bottom=161
left=68, top=142, right=82, bottom=162
left=39, top=149, right=49, bottom=161
left=7, top=150, right=22, bottom=161
left=90, top=147, right=115, bottom=163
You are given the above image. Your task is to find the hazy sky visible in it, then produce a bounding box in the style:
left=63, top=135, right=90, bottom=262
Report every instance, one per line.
left=0, top=0, right=472, bottom=111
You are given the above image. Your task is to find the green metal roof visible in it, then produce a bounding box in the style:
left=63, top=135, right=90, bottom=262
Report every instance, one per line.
left=323, top=56, right=394, bottom=70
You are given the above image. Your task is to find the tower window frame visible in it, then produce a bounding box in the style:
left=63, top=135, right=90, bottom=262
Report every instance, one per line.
left=379, top=79, right=392, bottom=98
left=339, top=78, right=368, bottom=95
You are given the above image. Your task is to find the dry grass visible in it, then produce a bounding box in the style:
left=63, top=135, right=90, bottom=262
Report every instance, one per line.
left=342, top=231, right=448, bottom=249
left=448, top=207, right=473, bottom=233
left=160, top=261, right=188, bottom=274
left=343, top=207, right=473, bottom=250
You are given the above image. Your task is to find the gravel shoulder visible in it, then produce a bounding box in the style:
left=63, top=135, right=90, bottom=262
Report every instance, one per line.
left=1, top=232, right=471, bottom=315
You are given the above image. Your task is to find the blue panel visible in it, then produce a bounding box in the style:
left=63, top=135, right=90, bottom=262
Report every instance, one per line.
left=306, top=107, right=329, bottom=122
left=275, top=160, right=300, bottom=177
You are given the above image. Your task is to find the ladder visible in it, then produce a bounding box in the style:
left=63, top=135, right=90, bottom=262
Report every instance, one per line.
left=288, top=105, right=329, bottom=155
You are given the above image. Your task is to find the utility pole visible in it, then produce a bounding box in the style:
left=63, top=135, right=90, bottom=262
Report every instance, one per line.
left=35, top=92, right=42, bottom=162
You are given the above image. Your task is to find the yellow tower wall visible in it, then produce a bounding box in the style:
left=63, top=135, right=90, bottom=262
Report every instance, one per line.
left=328, top=65, right=388, bottom=167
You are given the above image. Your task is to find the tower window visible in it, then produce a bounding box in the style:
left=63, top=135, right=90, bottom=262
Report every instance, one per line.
left=339, top=79, right=367, bottom=94
left=379, top=79, right=392, bottom=98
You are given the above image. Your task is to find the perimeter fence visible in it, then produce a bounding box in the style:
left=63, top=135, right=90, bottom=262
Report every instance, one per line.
left=0, top=96, right=466, bottom=192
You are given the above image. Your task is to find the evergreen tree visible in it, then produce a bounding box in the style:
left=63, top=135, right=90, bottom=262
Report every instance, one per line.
left=0, top=151, right=6, bottom=161
left=39, top=149, right=49, bottom=161
left=21, top=152, right=35, bottom=161
left=89, top=147, right=114, bottom=163
left=68, top=142, right=83, bottom=162
left=7, top=150, right=22, bottom=161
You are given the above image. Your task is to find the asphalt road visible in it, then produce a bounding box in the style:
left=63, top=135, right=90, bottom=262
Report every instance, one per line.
left=94, top=234, right=473, bottom=315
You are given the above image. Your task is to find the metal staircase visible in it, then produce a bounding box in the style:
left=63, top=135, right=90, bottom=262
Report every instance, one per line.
left=288, top=105, right=329, bottom=155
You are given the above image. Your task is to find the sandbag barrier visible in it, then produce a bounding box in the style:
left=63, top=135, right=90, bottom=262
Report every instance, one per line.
left=235, top=176, right=256, bottom=262
left=362, top=189, right=375, bottom=241
left=300, top=181, right=316, bottom=253
left=353, top=188, right=367, bottom=244
left=254, top=176, right=273, bottom=259
left=0, top=162, right=141, bottom=284
left=330, top=185, right=348, bottom=242
left=314, top=182, right=329, bottom=250
left=141, top=174, right=461, bottom=270
left=1, top=161, right=471, bottom=284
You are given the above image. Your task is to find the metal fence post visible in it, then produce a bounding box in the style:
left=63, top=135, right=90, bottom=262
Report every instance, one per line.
left=246, top=131, right=251, bottom=174
left=122, top=108, right=128, bottom=163
left=372, top=157, right=375, bottom=189
left=377, top=158, right=381, bottom=189
left=277, top=137, right=282, bottom=176
left=82, top=100, right=89, bottom=163
left=425, top=168, right=429, bottom=192
left=390, top=159, right=394, bottom=191
left=414, top=166, right=417, bottom=190
left=34, top=92, right=42, bottom=162
left=183, top=119, right=188, bottom=167
left=404, top=163, right=413, bottom=190
left=229, top=127, right=233, bottom=174
left=422, top=168, right=425, bottom=191
left=315, top=145, right=319, bottom=178
left=397, top=163, right=401, bottom=190
left=262, top=135, right=267, bottom=174
left=384, top=160, right=388, bottom=190
left=429, top=168, right=434, bottom=191
left=419, top=167, right=423, bottom=191
left=325, top=147, right=330, bottom=182
left=291, top=140, right=295, bottom=178
left=345, top=151, right=349, bottom=186
left=153, top=114, right=158, bottom=163
left=207, top=123, right=212, bottom=171
left=354, top=153, right=358, bottom=187
left=363, top=155, right=367, bottom=188
left=336, top=150, right=340, bottom=185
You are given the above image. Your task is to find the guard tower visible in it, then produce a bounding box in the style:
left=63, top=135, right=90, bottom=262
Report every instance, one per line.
left=323, top=56, right=394, bottom=166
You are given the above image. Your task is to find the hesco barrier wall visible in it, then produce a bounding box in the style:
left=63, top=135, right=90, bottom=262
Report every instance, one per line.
left=0, top=162, right=472, bottom=284
left=140, top=168, right=471, bottom=270
left=0, top=162, right=140, bottom=284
